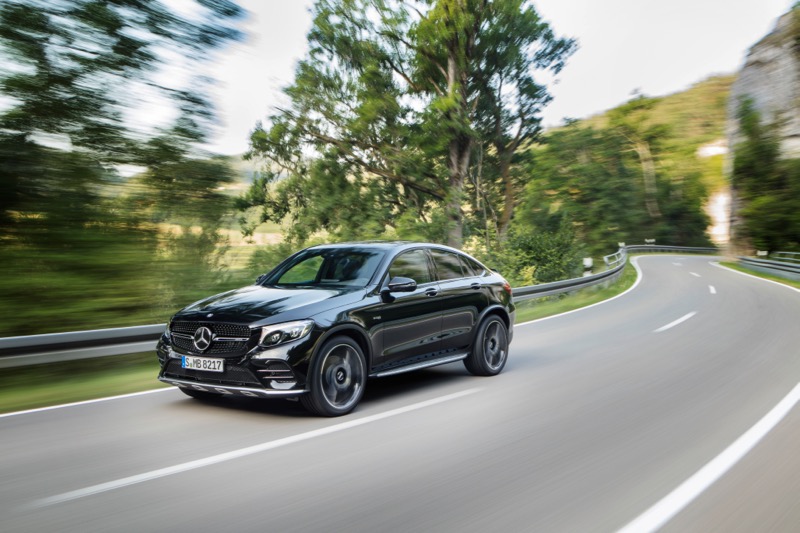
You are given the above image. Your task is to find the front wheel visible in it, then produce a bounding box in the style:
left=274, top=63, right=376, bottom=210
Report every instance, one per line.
left=464, top=316, right=508, bottom=376
left=301, top=336, right=367, bottom=416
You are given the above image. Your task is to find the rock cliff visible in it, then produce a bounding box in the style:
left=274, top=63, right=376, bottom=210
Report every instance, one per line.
left=728, top=8, right=800, bottom=158
left=726, top=6, right=799, bottom=253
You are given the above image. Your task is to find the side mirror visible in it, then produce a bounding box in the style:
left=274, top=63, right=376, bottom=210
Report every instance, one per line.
left=387, top=276, right=417, bottom=293
left=255, top=274, right=268, bottom=285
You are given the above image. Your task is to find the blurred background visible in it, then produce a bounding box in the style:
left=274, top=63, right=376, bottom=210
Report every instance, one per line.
left=0, top=0, right=798, bottom=338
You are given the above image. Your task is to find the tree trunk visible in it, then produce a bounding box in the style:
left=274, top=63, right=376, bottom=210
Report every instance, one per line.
left=446, top=134, right=471, bottom=248
left=634, top=141, right=661, bottom=218
left=497, top=154, right=514, bottom=235
left=443, top=42, right=472, bottom=248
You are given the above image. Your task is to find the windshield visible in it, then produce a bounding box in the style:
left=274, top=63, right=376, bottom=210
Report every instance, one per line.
left=263, top=248, right=385, bottom=288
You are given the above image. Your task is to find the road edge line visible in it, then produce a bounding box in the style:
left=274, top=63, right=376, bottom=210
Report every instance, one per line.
left=33, top=387, right=482, bottom=507
left=617, top=381, right=800, bottom=533
left=711, top=261, right=800, bottom=295
left=0, top=387, right=172, bottom=419
left=516, top=256, right=643, bottom=327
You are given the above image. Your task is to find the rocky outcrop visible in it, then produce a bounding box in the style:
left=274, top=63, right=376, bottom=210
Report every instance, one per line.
left=727, top=8, right=800, bottom=158
left=726, top=7, right=799, bottom=253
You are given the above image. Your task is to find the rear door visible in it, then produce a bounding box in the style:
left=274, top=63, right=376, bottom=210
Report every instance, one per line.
left=429, top=249, right=487, bottom=353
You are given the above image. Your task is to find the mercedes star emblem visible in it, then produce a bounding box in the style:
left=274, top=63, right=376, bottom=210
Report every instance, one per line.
left=192, top=326, right=213, bottom=352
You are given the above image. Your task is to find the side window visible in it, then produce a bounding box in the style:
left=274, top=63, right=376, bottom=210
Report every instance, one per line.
left=457, top=255, right=475, bottom=277
left=430, top=250, right=464, bottom=281
left=388, top=249, right=432, bottom=284
left=465, top=256, right=486, bottom=277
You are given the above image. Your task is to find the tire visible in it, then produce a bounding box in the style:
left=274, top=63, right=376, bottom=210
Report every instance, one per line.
left=180, top=387, right=222, bottom=401
left=464, top=316, right=509, bottom=376
left=301, top=336, right=367, bottom=417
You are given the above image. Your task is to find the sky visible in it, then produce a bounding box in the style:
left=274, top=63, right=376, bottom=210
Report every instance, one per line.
left=204, top=0, right=797, bottom=155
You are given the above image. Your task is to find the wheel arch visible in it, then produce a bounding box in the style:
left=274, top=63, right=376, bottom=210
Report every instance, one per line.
left=477, top=304, right=511, bottom=331
left=314, top=323, right=373, bottom=369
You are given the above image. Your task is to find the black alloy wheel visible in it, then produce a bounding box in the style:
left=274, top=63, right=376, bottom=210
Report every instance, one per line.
left=301, top=336, right=367, bottom=416
left=464, top=316, right=508, bottom=376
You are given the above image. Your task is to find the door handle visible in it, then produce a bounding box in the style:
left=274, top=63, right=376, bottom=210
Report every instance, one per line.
left=425, top=288, right=439, bottom=297
left=470, top=282, right=481, bottom=290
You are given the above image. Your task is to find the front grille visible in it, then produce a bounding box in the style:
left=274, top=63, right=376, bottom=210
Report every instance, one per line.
left=172, top=335, right=194, bottom=353
left=163, top=359, right=261, bottom=387
left=171, top=321, right=251, bottom=339
left=170, top=321, right=252, bottom=355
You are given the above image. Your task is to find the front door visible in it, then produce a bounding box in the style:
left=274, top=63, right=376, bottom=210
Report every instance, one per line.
left=373, top=248, right=442, bottom=368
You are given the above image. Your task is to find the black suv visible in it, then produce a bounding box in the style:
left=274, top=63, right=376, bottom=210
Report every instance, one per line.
left=157, top=241, right=514, bottom=416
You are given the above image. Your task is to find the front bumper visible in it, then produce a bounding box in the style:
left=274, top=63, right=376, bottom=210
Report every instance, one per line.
left=159, top=376, right=307, bottom=398
left=157, top=337, right=314, bottom=398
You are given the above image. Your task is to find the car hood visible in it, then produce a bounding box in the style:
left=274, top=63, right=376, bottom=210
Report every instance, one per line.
left=174, top=285, right=364, bottom=325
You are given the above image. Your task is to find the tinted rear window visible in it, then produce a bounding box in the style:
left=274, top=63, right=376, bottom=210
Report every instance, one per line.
left=430, top=250, right=465, bottom=281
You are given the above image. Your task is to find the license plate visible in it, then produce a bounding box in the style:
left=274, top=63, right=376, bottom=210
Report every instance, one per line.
left=182, top=356, right=224, bottom=373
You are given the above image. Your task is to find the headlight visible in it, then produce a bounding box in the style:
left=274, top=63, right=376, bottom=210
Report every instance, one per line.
left=162, top=324, right=171, bottom=341
left=258, top=320, right=314, bottom=347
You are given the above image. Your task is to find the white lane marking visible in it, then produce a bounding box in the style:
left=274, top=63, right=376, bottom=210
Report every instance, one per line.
left=0, top=388, right=172, bottom=419
left=653, top=312, right=697, bottom=333
left=672, top=262, right=683, bottom=267
left=711, top=262, right=800, bottom=295
left=34, top=388, right=481, bottom=507
left=690, top=272, right=701, bottom=278
left=617, top=382, right=800, bottom=533
left=517, top=257, right=644, bottom=327
left=709, top=285, right=716, bottom=295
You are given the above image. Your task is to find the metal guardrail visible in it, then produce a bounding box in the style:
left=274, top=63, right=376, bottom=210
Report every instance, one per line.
left=0, top=325, right=165, bottom=369
left=511, top=244, right=717, bottom=303
left=738, top=256, right=800, bottom=282
left=0, top=244, right=720, bottom=368
left=770, top=251, right=800, bottom=264
left=512, top=248, right=628, bottom=302
left=626, top=245, right=718, bottom=254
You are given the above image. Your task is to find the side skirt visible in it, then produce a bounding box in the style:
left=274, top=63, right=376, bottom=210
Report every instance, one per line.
left=370, top=352, right=469, bottom=378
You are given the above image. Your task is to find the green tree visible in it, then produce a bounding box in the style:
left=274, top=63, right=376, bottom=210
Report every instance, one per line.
left=0, top=0, right=245, bottom=335
left=516, top=123, right=644, bottom=256
left=607, top=95, right=670, bottom=220
left=515, top=103, right=712, bottom=258
left=732, top=99, right=800, bottom=251
left=243, top=0, right=573, bottom=248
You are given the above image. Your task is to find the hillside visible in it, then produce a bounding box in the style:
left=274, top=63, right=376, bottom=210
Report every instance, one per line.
left=578, top=74, right=734, bottom=192
left=518, top=74, right=735, bottom=254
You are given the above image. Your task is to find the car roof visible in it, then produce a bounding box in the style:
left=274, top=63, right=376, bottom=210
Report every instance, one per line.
left=306, top=241, right=468, bottom=254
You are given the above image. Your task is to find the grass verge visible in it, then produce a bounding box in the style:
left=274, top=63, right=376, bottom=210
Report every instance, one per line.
left=0, top=353, right=168, bottom=415
left=514, top=260, right=638, bottom=323
left=1, top=262, right=639, bottom=415
left=719, top=261, right=800, bottom=290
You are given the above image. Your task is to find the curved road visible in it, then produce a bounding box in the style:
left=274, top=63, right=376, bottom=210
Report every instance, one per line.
left=2, top=255, right=799, bottom=532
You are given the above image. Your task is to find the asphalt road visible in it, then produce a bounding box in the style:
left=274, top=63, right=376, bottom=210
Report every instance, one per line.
left=2, top=255, right=799, bottom=532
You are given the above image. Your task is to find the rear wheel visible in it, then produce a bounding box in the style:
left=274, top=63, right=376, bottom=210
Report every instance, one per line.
left=464, top=316, right=508, bottom=376
left=180, top=387, right=222, bottom=400
left=301, top=336, right=366, bottom=417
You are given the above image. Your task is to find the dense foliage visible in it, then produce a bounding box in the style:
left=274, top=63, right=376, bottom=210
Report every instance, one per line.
left=240, top=0, right=575, bottom=248
left=0, top=0, right=246, bottom=335
left=516, top=96, right=713, bottom=257
left=732, top=99, right=800, bottom=251
left=0, top=0, right=731, bottom=337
